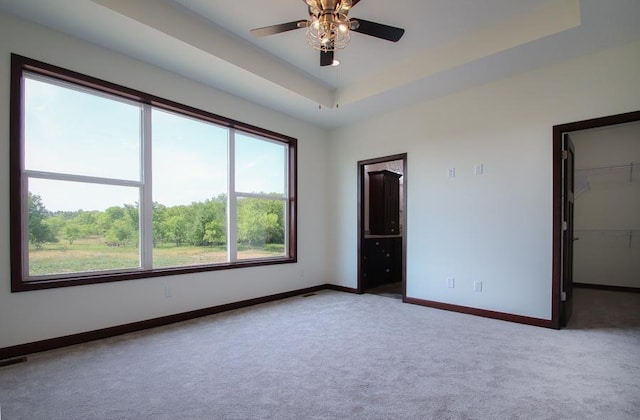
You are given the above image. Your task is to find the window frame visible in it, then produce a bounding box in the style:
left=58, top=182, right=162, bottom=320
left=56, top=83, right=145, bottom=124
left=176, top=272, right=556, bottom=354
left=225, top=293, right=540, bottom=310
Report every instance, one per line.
left=10, top=54, right=297, bottom=292
left=230, top=131, right=291, bottom=262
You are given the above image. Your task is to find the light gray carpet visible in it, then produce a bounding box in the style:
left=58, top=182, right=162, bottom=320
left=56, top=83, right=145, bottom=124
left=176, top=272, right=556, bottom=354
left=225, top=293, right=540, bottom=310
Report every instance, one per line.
left=1, top=288, right=639, bottom=420
left=366, top=281, right=403, bottom=299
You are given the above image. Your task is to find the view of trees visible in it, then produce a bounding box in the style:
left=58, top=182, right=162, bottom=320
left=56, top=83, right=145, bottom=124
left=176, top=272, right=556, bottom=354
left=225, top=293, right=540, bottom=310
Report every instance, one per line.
left=28, top=193, right=58, bottom=248
left=27, top=193, right=285, bottom=252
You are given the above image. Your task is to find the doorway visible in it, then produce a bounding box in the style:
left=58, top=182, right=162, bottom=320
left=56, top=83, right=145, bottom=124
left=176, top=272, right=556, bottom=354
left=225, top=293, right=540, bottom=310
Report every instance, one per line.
left=357, top=153, right=407, bottom=300
left=552, top=110, right=640, bottom=328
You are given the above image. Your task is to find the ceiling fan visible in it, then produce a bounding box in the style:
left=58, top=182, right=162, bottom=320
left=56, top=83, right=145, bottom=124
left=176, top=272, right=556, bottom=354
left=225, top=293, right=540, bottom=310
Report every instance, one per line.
left=250, top=0, right=405, bottom=66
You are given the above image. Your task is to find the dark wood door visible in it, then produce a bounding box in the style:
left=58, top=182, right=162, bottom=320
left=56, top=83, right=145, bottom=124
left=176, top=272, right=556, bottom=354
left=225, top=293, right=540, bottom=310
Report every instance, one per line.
left=368, top=170, right=402, bottom=235
left=560, top=133, right=575, bottom=327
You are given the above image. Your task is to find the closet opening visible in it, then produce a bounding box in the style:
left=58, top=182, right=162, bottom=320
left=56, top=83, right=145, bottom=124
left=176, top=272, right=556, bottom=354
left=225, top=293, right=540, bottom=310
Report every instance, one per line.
left=552, top=111, right=640, bottom=329
left=357, top=153, right=407, bottom=300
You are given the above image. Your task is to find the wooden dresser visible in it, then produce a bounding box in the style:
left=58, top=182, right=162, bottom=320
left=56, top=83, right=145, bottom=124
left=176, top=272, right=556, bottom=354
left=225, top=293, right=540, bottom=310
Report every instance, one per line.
left=362, top=236, right=402, bottom=288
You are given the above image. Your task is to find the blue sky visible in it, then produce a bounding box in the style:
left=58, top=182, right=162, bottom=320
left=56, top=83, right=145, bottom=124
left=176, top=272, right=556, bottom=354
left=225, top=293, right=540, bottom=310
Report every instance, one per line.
left=25, top=76, right=285, bottom=212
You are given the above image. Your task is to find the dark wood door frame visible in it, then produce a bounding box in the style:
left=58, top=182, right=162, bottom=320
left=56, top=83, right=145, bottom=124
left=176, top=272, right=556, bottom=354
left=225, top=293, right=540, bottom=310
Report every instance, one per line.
left=552, top=110, right=640, bottom=329
left=560, top=133, right=575, bottom=327
left=357, top=153, right=408, bottom=298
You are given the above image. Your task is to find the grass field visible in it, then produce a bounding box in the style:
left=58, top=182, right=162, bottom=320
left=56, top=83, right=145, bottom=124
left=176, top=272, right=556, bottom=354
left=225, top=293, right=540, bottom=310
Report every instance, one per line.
left=28, top=238, right=284, bottom=276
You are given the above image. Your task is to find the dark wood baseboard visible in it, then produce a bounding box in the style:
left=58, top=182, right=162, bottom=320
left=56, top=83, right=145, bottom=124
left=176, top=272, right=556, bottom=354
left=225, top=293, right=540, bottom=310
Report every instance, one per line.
left=574, top=283, right=640, bottom=293
left=0, top=356, right=27, bottom=367
left=0, top=284, right=328, bottom=361
left=403, top=297, right=555, bottom=329
left=324, top=284, right=360, bottom=294
left=1, top=284, right=558, bottom=360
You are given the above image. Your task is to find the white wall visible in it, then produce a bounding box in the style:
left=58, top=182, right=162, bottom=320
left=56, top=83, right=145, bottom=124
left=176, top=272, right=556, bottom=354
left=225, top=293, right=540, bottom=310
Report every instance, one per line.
left=572, top=123, right=640, bottom=288
left=328, top=39, right=640, bottom=320
left=0, top=13, right=330, bottom=349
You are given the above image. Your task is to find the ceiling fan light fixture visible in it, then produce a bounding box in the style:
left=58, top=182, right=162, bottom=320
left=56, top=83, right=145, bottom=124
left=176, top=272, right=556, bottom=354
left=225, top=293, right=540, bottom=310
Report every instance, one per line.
left=337, top=0, right=352, bottom=13
left=251, top=0, right=405, bottom=66
left=306, top=12, right=351, bottom=52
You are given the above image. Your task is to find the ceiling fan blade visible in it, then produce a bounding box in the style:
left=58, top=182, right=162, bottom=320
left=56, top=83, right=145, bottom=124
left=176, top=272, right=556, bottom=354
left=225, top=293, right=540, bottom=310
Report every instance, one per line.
left=250, top=21, right=306, bottom=37
left=351, top=18, right=405, bottom=42
left=320, top=50, right=334, bottom=67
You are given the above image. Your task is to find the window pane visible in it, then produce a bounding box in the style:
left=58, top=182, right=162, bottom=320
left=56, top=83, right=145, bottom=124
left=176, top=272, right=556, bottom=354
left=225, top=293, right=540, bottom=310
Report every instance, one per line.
left=152, top=109, right=228, bottom=268
left=235, top=133, right=285, bottom=195
left=236, top=197, right=285, bottom=260
left=24, top=76, right=141, bottom=181
left=12, top=55, right=296, bottom=291
left=27, top=178, right=140, bottom=277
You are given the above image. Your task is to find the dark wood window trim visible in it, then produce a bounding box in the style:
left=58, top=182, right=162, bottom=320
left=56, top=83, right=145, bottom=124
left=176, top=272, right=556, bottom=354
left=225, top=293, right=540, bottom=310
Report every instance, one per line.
left=10, top=53, right=297, bottom=292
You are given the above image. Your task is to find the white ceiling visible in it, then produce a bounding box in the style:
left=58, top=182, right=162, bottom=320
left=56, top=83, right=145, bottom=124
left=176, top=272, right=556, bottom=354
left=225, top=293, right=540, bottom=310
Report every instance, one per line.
left=1, top=0, right=639, bottom=129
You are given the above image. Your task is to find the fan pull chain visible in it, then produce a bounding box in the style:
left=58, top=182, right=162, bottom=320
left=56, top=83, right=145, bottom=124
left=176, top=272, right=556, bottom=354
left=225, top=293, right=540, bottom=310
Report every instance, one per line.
left=335, top=61, right=340, bottom=109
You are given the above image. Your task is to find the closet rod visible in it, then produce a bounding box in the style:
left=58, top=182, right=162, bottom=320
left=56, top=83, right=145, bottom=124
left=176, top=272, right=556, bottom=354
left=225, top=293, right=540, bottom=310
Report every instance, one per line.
left=575, top=162, right=637, bottom=172
left=574, top=229, right=638, bottom=248
left=575, top=162, right=637, bottom=182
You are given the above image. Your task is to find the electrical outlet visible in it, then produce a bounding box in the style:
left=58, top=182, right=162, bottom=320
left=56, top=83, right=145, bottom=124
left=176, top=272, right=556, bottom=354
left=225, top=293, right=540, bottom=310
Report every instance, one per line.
left=448, top=167, right=456, bottom=179
left=447, top=277, right=455, bottom=288
left=474, top=163, right=484, bottom=175
left=474, top=281, right=482, bottom=292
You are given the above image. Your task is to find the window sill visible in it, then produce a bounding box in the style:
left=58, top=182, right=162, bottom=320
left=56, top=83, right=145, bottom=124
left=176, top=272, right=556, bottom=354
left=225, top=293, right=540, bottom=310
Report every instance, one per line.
left=12, top=256, right=297, bottom=292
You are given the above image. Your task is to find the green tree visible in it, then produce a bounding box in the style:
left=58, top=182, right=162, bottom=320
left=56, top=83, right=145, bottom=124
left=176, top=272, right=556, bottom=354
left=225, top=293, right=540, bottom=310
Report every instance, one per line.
left=203, top=219, right=225, bottom=245
left=190, top=196, right=226, bottom=246
left=152, top=202, right=167, bottom=246
left=63, top=223, right=82, bottom=245
left=28, top=193, right=57, bottom=248
left=165, top=214, right=189, bottom=246
left=105, top=219, right=135, bottom=247
left=72, top=210, right=100, bottom=237
left=158, top=205, right=193, bottom=247
left=263, top=212, right=281, bottom=243
left=95, top=211, right=112, bottom=236
left=123, top=203, right=139, bottom=231
left=44, top=213, right=67, bottom=238
left=105, top=206, right=125, bottom=222
left=237, top=198, right=284, bottom=248
left=263, top=199, right=284, bottom=243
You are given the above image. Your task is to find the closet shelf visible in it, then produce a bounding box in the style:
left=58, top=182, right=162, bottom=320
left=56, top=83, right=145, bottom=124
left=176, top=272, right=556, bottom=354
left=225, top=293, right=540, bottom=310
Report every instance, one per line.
left=575, top=162, right=638, bottom=181
left=574, top=229, right=639, bottom=249
left=575, top=162, right=638, bottom=199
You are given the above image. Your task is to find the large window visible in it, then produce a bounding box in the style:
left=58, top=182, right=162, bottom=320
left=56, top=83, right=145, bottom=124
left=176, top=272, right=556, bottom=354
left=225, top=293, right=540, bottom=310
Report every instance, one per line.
left=10, top=54, right=297, bottom=291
